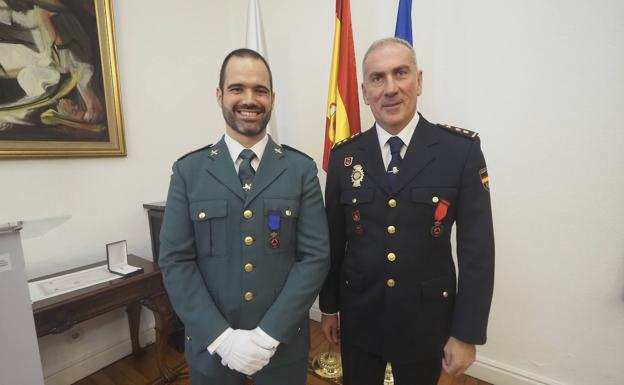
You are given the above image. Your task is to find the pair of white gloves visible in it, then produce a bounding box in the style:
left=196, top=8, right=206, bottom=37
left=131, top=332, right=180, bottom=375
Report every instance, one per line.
left=208, top=327, right=279, bottom=376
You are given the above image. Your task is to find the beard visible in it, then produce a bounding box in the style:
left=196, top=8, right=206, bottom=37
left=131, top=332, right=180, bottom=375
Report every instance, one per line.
left=222, top=103, right=272, bottom=137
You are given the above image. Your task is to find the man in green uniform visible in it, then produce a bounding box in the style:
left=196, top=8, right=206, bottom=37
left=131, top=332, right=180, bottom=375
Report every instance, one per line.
left=159, top=48, right=330, bottom=385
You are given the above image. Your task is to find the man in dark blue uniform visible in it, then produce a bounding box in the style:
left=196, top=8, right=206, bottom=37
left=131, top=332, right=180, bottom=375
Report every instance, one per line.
left=319, top=37, right=495, bottom=385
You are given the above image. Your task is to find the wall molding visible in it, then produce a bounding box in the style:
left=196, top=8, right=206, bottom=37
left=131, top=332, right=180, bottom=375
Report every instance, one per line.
left=44, top=328, right=155, bottom=385
left=467, top=356, right=567, bottom=385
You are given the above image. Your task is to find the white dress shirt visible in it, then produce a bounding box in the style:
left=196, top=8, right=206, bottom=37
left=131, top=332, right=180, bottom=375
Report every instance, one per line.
left=375, top=113, right=420, bottom=169
left=223, top=132, right=269, bottom=172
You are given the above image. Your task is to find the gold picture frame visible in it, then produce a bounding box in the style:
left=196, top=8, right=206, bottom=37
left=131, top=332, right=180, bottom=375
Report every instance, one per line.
left=0, top=0, right=125, bottom=158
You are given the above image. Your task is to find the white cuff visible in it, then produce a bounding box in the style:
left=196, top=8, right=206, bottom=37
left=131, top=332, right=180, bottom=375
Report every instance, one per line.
left=207, top=327, right=233, bottom=354
left=321, top=312, right=338, bottom=316
left=254, top=327, right=279, bottom=348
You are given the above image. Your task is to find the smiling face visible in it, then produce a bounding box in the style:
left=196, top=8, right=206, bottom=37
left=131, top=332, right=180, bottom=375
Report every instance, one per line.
left=216, top=56, right=274, bottom=143
left=361, top=41, right=422, bottom=135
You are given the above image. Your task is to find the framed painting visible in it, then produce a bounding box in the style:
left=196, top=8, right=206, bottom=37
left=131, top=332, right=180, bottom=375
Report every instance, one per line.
left=0, top=0, right=125, bottom=158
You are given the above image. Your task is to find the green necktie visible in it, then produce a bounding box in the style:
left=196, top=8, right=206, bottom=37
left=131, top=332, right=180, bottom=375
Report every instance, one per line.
left=238, top=149, right=256, bottom=193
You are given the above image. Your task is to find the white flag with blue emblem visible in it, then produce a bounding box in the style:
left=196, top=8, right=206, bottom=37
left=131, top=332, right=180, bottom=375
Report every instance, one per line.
left=246, top=0, right=279, bottom=142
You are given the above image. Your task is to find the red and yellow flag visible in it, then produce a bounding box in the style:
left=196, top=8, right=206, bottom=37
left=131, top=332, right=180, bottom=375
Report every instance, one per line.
left=323, top=0, right=361, bottom=171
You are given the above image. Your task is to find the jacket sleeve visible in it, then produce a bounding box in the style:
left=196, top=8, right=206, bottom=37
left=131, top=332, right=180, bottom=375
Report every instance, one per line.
left=158, top=162, right=230, bottom=350
left=258, top=160, right=330, bottom=342
left=451, top=137, right=495, bottom=345
left=318, top=150, right=347, bottom=314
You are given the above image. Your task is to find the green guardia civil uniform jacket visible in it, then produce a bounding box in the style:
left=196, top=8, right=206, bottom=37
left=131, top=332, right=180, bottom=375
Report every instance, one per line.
left=159, top=136, right=330, bottom=376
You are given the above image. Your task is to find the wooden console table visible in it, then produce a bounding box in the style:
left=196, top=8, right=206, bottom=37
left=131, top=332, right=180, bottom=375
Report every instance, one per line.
left=30, top=254, right=179, bottom=384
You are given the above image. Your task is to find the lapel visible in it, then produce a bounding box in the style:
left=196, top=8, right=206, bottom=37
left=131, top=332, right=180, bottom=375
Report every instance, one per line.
left=356, top=126, right=391, bottom=195
left=390, top=114, right=438, bottom=195
left=244, top=136, right=287, bottom=206
left=204, top=137, right=246, bottom=202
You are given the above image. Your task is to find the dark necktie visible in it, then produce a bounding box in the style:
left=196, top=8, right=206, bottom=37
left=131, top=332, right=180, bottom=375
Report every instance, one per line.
left=386, top=136, right=403, bottom=186
left=238, top=149, right=256, bottom=193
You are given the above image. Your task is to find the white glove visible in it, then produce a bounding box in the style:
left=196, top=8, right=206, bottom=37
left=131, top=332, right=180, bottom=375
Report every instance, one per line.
left=250, top=327, right=280, bottom=357
left=216, top=329, right=275, bottom=375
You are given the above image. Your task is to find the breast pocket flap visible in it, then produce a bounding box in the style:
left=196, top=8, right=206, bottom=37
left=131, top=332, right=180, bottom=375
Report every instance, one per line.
left=340, top=188, right=374, bottom=206
left=189, top=200, right=227, bottom=221
left=263, top=198, right=300, bottom=218
left=411, top=188, right=458, bottom=205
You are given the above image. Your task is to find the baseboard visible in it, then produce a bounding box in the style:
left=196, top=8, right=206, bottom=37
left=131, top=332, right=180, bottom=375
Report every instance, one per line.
left=44, top=328, right=156, bottom=385
left=309, top=305, right=322, bottom=322
left=467, top=355, right=567, bottom=385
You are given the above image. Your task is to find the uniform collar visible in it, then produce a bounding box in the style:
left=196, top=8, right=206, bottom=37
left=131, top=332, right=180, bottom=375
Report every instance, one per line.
left=375, top=112, right=420, bottom=148
left=223, top=132, right=269, bottom=163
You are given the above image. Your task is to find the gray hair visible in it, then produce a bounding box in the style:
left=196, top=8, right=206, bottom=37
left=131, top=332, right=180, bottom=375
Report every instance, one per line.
left=362, top=37, right=418, bottom=72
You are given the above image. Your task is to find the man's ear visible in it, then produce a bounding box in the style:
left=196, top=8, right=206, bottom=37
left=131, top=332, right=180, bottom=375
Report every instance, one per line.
left=216, top=87, right=223, bottom=107
left=361, top=83, right=370, bottom=105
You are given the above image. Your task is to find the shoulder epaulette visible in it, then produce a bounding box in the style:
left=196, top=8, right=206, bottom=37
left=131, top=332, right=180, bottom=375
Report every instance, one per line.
left=281, top=144, right=313, bottom=160
left=438, top=124, right=479, bottom=139
left=331, top=132, right=362, bottom=150
left=178, top=144, right=213, bottom=161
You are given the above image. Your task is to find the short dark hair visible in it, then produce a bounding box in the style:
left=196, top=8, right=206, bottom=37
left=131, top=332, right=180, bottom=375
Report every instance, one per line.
left=218, top=48, right=273, bottom=92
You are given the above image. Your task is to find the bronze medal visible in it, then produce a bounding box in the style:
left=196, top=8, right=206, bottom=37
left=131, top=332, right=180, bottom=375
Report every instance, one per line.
left=430, top=222, right=443, bottom=237
left=269, top=231, right=280, bottom=248
left=352, top=210, right=361, bottom=222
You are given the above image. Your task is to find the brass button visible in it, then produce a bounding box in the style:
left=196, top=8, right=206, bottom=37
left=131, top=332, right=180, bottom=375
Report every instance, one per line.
left=244, top=236, right=254, bottom=245
left=442, top=291, right=449, bottom=298
left=244, top=263, right=254, bottom=273
left=285, top=209, right=292, bottom=217
left=387, top=225, right=396, bottom=234
left=432, top=196, right=440, bottom=204
left=244, top=292, right=254, bottom=301
left=352, top=198, right=358, bottom=204
left=387, top=279, right=396, bottom=287
left=387, top=252, right=396, bottom=262
left=243, top=210, right=253, bottom=219
left=388, top=199, right=397, bottom=208
left=198, top=212, right=206, bottom=220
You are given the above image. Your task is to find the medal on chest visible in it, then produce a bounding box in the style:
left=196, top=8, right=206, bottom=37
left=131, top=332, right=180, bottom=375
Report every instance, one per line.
left=268, top=211, right=281, bottom=248
left=431, top=199, right=451, bottom=238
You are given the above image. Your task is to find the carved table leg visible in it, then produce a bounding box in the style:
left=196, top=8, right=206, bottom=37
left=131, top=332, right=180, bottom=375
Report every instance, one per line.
left=144, top=293, right=177, bottom=383
left=126, top=302, right=143, bottom=356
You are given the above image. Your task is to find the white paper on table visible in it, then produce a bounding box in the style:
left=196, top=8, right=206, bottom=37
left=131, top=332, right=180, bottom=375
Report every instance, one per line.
left=28, top=264, right=120, bottom=302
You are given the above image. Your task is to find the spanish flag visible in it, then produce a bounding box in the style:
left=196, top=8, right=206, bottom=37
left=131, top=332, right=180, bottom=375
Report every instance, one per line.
left=323, top=0, right=361, bottom=171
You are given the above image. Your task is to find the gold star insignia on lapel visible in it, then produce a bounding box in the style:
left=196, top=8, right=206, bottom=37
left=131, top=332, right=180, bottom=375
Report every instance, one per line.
left=210, top=149, right=219, bottom=156
left=242, top=183, right=252, bottom=191
left=274, top=147, right=282, bottom=154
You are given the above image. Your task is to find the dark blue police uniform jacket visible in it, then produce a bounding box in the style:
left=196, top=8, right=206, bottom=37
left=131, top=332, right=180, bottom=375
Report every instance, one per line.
left=319, top=114, right=495, bottom=364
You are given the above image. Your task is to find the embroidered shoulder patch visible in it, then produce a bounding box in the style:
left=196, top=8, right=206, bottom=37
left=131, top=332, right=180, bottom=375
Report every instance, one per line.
left=331, top=132, right=362, bottom=150
left=479, top=167, right=489, bottom=191
left=178, top=144, right=213, bottom=160
left=438, top=124, right=479, bottom=139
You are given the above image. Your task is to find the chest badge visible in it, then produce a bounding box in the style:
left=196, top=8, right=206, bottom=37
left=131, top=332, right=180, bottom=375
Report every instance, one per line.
left=268, top=211, right=281, bottom=248
left=431, top=199, right=451, bottom=238
left=210, top=149, right=220, bottom=156
left=351, top=164, right=364, bottom=187
left=344, top=156, right=353, bottom=167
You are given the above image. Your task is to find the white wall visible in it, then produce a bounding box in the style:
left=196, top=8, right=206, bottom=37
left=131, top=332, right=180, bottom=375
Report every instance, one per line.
left=1, top=1, right=623, bottom=384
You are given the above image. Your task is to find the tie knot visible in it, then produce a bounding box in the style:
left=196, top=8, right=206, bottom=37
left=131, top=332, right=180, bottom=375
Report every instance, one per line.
left=239, top=149, right=255, bottom=161
left=387, top=136, right=403, bottom=154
